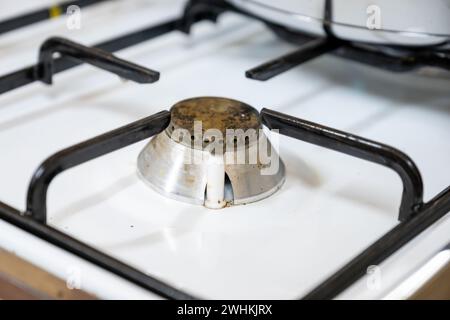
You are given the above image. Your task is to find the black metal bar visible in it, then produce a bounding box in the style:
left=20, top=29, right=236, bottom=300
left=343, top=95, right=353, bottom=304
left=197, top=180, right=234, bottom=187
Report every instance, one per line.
left=26, top=111, right=171, bottom=224
left=302, top=186, right=450, bottom=299
left=0, top=0, right=111, bottom=36
left=178, top=0, right=231, bottom=34
left=245, top=38, right=341, bottom=81
left=36, top=37, right=159, bottom=84
left=245, top=0, right=341, bottom=81
left=0, top=67, right=37, bottom=95
left=0, top=18, right=181, bottom=95
left=323, top=0, right=334, bottom=37
left=334, top=45, right=450, bottom=73
left=95, top=19, right=182, bottom=53
left=0, top=200, right=196, bottom=299
left=47, top=19, right=182, bottom=80
left=260, top=108, right=424, bottom=221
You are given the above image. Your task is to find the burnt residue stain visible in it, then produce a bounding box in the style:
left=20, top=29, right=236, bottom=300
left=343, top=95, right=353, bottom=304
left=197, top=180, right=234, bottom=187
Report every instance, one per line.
left=169, top=97, right=261, bottom=137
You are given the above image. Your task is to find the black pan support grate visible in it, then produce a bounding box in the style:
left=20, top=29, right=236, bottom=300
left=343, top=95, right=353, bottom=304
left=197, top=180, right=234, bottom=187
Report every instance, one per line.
left=0, top=0, right=449, bottom=300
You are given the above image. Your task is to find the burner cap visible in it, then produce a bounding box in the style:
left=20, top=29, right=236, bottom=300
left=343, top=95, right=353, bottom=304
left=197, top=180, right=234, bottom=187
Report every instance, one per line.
left=168, top=97, right=260, bottom=134
left=137, top=97, right=285, bottom=209
left=166, top=97, right=262, bottom=150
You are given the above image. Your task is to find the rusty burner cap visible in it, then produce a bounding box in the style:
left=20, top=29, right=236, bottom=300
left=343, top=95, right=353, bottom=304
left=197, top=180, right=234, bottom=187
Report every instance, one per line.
left=166, top=97, right=261, bottom=149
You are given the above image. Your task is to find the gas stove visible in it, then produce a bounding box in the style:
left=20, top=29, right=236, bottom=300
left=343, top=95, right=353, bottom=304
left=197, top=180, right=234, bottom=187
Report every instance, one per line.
left=0, top=0, right=449, bottom=300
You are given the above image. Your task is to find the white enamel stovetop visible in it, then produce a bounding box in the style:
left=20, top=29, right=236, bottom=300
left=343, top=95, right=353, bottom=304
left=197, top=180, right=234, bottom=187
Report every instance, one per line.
left=0, top=0, right=449, bottom=299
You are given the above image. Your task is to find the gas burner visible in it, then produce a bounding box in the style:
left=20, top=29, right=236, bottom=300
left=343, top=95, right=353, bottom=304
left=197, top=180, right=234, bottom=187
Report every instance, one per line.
left=0, top=0, right=449, bottom=301
left=137, top=97, right=285, bottom=208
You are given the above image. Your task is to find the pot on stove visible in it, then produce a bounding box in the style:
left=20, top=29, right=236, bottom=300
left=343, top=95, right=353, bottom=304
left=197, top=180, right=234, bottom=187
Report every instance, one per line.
left=229, top=0, right=450, bottom=46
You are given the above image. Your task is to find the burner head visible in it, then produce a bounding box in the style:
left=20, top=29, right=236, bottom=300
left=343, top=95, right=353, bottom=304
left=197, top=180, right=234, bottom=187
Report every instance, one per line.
left=137, top=97, right=285, bottom=208
left=168, top=97, right=260, bottom=141
left=166, top=97, right=261, bottom=151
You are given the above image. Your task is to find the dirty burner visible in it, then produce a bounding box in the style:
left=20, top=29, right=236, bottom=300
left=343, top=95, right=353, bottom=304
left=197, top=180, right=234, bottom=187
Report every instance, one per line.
left=137, top=97, right=286, bottom=208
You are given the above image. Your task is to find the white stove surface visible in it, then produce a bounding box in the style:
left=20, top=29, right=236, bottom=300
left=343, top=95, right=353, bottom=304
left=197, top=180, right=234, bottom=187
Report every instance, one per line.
left=0, top=0, right=449, bottom=299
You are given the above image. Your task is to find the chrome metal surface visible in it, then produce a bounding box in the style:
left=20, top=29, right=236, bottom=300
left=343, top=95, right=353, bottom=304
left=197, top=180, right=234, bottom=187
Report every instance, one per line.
left=137, top=97, right=285, bottom=208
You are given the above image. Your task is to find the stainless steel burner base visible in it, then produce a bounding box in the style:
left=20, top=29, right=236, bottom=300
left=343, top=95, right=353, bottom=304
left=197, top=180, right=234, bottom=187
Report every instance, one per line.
left=137, top=97, right=285, bottom=208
